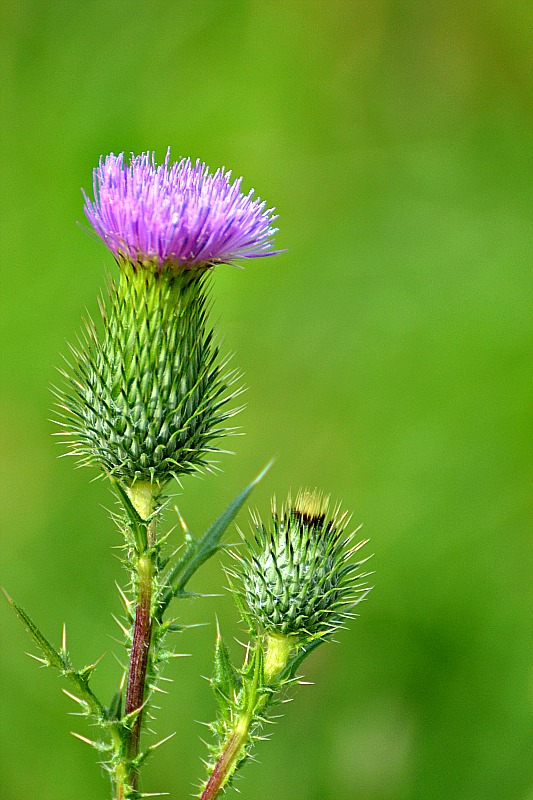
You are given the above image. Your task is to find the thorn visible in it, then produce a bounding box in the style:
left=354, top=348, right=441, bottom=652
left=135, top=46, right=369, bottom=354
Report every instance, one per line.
left=111, top=651, right=128, bottom=670
left=115, top=581, right=132, bottom=612
left=149, top=731, right=176, bottom=751
left=1, top=586, right=13, bottom=604
left=174, top=505, right=192, bottom=539
left=25, top=652, right=49, bottom=666
left=71, top=731, right=97, bottom=747
left=149, top=684, right=168, bottom=695
left=183, top=621, right=210, bottom=629
left=165, top=652, right=192, bottom=659
left=61, top=623, right=67, bottom=654
left=111, top=614, right=130, bottom=637
left=62, top=689, right=86, bottom=706
left=108, top=634, right=127, bottom=648
left=80, top=652, right=106, bottom=679
left=90, top=651, right=107, bottom=669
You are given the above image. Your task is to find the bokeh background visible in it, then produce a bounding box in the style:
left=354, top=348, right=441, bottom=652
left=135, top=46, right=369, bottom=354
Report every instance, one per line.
left=1, top=2, right=531, bottom=799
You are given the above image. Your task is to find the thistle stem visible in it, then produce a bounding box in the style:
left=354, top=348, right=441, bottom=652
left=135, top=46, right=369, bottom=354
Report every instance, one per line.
left=200, top=634, right=293, bottom=800
left=121, top=483, right=157, bottom=794
left=200, top=717, right=251, bottom=800
left=263, top=633, right=294, bottom=684
left=125, top=550, right=154, bottom=762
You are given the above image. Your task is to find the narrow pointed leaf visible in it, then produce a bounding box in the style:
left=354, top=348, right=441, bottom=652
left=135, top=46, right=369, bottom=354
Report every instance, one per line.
left=157, top=461, right=272, bottom=616
left=6, top=592, right=69, bottom=672
left=212, top=632, right=240, bottom=710
left=108, top=689, right=123, bottom=720
left=4, top=591, right=108, bottom=721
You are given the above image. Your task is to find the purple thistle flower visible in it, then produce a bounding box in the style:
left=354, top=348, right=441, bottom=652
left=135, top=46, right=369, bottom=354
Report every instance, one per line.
left=83, top=149, right=280, bottom=270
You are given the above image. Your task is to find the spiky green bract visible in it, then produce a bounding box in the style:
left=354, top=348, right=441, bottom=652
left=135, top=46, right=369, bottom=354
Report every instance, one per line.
left=56, top=261, right=238, bottom=487
left=234, top=489, right=371, bottom=643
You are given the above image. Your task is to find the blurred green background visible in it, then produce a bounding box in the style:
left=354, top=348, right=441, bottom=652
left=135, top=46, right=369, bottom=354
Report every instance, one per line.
left=1, top=2, right=532, bottom=799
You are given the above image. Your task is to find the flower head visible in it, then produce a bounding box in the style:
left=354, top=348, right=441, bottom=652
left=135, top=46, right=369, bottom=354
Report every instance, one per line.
left=233, top=490, right=372, bottom=643
left=83, top=149, right=280, bottom=270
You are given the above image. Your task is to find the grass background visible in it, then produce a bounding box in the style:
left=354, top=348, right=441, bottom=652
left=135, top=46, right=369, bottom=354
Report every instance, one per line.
left=1, top=2, right=532, bottom=799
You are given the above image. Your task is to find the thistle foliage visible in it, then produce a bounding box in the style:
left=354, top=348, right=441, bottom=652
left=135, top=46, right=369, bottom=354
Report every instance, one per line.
left=5, top=150, right=376, bottom=800
left=7, top=470, right=267, bottom=799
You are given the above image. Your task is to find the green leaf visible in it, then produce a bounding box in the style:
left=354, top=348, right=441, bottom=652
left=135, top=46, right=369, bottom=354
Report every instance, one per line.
left=156, top=461, right=273, bottom=618
left=4, top=589, right=69, bottom=671
left=108, top=689, right=123, bottom=720
left=212, top=626, right=241, bottom=711
left=3, top=589, right=108, bottom=723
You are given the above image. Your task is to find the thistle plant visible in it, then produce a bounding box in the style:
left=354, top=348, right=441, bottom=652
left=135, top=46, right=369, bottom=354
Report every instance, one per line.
left=6, top=149, right=372, bottom=800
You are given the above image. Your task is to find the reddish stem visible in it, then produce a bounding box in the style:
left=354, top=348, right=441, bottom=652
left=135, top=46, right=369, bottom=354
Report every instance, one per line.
left=125, top=596, right=152, bottom=757
left=200, top=730, right=243, bottom=800
left=124, top=548, right=154, bottom=787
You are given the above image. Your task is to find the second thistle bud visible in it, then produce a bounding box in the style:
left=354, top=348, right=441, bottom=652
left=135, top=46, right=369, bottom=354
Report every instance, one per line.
left=234, top=489, right=371, bottom=644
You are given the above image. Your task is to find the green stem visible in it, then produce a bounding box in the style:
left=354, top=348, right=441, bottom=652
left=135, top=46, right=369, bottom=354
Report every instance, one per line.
left=112, top=742, right=129, bottom=800
left=200, top=717, right=251, bottom=800
left=200, top=634, right=294, bottom=800
left=263, top=633, right=294, bottom=684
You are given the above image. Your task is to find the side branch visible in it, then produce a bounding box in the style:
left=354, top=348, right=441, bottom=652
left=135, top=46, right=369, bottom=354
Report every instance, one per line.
left=200, top=722, right=249, bottom=800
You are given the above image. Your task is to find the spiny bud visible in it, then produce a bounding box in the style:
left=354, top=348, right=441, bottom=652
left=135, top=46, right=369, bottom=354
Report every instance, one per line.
left=234, top=489, right=371, bottom=642
left=56, top=264, right=235, bottom=486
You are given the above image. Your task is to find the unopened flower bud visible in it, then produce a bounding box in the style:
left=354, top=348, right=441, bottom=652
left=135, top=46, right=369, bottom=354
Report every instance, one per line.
left=235, top=490, right=371, bottom=642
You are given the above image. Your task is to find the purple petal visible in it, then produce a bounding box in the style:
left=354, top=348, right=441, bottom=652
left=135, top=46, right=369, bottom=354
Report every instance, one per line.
left=83, top=149, right=280, bottom=268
